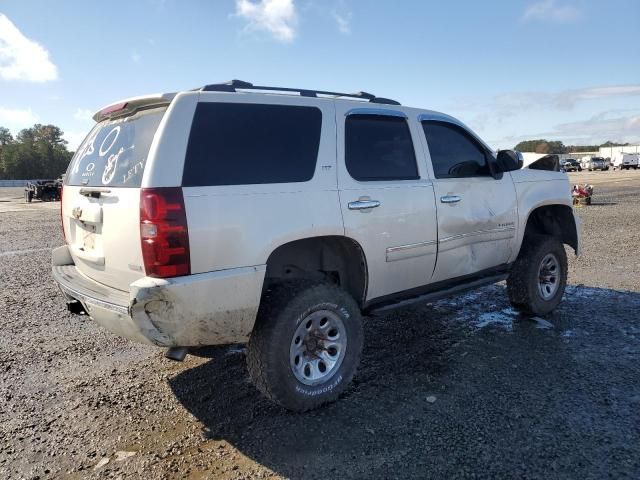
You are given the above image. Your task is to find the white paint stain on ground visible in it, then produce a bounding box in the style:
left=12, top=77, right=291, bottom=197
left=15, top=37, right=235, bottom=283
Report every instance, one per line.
left=474, top=309, right=518, bottom=331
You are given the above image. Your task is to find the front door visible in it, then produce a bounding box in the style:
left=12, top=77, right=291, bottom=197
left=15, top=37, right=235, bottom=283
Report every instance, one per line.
left=421, top=120, right=517, bottom=283
left=336, top=105, right=438, bottom=301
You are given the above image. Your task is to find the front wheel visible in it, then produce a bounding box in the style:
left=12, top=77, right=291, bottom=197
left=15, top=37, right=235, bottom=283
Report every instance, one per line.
left=507, top=235, right=568, bottom=315
left=247, top=281, right=363, bottom=412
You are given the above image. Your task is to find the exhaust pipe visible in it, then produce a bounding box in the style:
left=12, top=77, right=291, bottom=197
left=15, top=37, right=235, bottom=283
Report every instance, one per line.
left=165, top=347, right=188, bottom=362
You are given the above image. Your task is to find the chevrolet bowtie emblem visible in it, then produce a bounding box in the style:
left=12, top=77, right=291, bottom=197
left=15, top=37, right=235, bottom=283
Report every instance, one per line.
left=72, top=207, right=82, bottom=219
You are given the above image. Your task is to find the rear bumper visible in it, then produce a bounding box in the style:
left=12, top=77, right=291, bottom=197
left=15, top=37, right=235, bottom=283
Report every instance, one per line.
left=52, top=245, right=266, bottom=347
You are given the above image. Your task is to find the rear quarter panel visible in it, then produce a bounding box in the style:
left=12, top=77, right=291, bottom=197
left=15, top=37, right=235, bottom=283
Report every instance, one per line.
left=182, top=93, right=344, bottom=273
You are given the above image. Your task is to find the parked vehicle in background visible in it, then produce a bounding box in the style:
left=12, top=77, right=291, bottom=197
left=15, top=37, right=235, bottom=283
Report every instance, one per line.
left=612, top=153, right=639, bottom=170
left=561, top=159, right=581, bottom=172
left=51, top=80, right=581, bottom=412
left=581, top=156, right=608, bottom=171
left=24, top=179, right=62, bottom=202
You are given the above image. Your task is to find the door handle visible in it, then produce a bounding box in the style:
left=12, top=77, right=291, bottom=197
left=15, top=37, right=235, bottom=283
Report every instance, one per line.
left=348, top=199, right=381, bottom=210
left=440, top=195, right=461, bottom=204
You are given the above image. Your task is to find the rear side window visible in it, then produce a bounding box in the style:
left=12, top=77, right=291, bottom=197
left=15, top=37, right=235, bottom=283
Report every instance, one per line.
left=345, top=115, right=419, bottom=181
left=182, top=103, right=322, bottom=186
left=422, top=121, right=491, bottom=179
left=65, top=107, right=167, bottom=187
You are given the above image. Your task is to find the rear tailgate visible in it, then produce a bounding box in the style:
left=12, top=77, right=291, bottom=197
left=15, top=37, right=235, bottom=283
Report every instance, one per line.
left=63, top=106, right=168, bottom=291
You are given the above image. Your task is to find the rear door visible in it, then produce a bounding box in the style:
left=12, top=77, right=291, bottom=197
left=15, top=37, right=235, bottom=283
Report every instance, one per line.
left=420, top=119, right=517, bottom=282
left=62, top=106, right=168, bottom=291
left=336, top=105, right=438, bottom=301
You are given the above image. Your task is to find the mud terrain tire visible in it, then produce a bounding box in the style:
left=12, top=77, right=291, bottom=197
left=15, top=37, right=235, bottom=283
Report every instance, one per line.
left=247, top=281, right=363, bottom=412
left=507, top=235, right=568, bottom=315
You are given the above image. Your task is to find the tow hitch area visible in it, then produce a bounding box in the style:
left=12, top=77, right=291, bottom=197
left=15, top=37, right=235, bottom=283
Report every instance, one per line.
left=165, top=347, right=188, bottom=362
left=67, top=300, right=87, bottom=315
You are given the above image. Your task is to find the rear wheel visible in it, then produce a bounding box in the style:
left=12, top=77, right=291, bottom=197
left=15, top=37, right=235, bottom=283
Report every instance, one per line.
left=247, top=281, right=363, bottom=412
left=507, top=235, right=568, bottom=315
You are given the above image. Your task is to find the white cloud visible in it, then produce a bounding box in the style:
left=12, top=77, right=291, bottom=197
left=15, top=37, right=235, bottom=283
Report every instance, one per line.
left=453, top=85, right=640, bottom=148
left=517, top=84, right=640, bottom=111
left=73, top=108, right=93, bottom=122
left=235, top=0, right=297, bottom=42
left=523, top=0, right=582, bottom=23
left=333, top=11, right=351, bottom=34
left=488, top=112, right=640, bottom=148
left=552, top=113, right=640, bottom=145
left=0, top=106, right=39, bottom=128
left=131, top=49, right=141, bottom=63
left=64, top=130, right=89, bottom=151
left=458, top=84, right=640, bottom=120
left=0, top=14, right=58, bottom=82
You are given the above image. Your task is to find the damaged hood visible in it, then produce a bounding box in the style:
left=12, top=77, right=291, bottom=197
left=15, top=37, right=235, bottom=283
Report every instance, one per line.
left=520, top=153, right=561, bottom=171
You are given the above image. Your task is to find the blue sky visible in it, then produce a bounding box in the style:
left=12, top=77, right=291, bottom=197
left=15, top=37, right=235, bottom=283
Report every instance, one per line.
left=1, top=0, right=639, bottom=149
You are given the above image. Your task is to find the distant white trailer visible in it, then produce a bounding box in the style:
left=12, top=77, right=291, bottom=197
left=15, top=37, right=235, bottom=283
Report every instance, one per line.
left=599, top=145, right=640, bottom=159
left=612, top=153, right=639, bottom=170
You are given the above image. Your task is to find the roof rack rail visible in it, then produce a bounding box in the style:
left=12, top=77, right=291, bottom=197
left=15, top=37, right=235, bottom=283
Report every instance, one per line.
left=200, top=80, right=401, bottom=105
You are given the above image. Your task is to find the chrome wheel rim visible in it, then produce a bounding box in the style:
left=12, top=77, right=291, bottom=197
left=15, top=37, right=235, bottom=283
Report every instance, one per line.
left=538, top=253, right=560, bottom=300
left=289, top=310, right=347, bottom=386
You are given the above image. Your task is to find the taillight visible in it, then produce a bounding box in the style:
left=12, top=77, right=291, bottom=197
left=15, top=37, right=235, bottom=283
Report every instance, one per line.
left=60, top=185, right=66, bottom=243
left=140, top=187, right=190, bottom=278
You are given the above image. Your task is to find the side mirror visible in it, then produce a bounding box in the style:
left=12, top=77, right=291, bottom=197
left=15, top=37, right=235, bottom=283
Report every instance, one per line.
left=496, top=150, right=524, bottom=172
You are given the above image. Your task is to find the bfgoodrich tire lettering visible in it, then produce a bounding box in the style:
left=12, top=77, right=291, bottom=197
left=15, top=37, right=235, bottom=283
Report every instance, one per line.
left=507, top=234, right=568, bottom=315
left=247, top=281, right=363, bottom=412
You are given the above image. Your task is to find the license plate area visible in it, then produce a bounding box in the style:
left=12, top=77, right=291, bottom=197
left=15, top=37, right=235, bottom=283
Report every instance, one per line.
left=71, top=220, right=104, bottom=256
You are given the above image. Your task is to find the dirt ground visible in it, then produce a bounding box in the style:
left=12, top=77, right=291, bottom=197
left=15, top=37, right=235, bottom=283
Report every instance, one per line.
left=1, top=170, right=639, bottom=479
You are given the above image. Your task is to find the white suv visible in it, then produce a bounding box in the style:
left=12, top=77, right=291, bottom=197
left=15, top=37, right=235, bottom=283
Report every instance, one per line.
left=53, top=80, right=580, bottom=411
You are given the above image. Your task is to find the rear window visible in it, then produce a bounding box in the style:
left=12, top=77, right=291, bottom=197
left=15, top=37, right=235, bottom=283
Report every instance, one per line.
left=182, top=102, right=322, bottom=187
left=65, top=107, right=167, bottom=187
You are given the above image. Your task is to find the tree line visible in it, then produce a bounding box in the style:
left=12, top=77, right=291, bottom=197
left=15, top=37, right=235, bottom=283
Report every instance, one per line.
left=514, top=139, right=631, bottom=154
left=0, top=125, right=74, bottom=180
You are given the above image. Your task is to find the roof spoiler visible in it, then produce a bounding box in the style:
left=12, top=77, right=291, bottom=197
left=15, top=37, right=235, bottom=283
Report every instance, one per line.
left=93, top=93, right=176, bottom=122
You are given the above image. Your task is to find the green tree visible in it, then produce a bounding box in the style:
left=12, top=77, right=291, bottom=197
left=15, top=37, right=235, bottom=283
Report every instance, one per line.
left=514, top=139, right=566, bottom=154
left=0, top=124, right=72, bottom=180
left=0, top=127, right=13, bottom=146
left=600, top=140, right=630, bottom=148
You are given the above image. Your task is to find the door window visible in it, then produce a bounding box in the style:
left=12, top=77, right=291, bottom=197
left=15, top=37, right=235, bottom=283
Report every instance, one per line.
left=345, top=115, right=419, bottom=181
left=422, top=121, right=491, bottom=179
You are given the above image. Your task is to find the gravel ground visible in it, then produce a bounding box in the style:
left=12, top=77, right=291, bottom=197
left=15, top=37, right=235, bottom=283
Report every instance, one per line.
left=1, top=172, right=639, bottom=480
